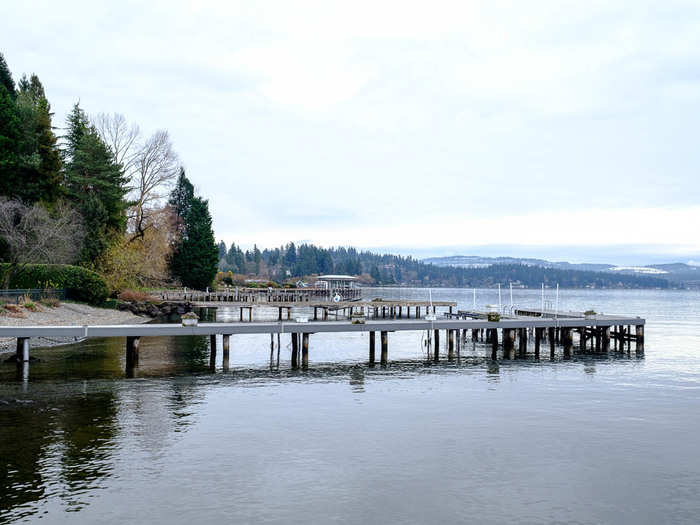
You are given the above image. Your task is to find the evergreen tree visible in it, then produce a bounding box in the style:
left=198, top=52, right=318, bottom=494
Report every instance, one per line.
left=168, top=167, right=194, bottom=234
left=253, top=244, right=262, bottom=275
left=13, top=74, right=61, bottom=203
left=171, top=197, right=218, bottom=289
left=63, top=109, right=129, bottom=262
left=218, top=240, right=227, bottom=260
left=0, top=85, right=21, bottom=197
left=0, top=53, right=16, bottom=99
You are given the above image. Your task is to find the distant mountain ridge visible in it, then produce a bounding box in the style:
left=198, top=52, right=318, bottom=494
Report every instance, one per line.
left=423, top=255, right=700, bottom=286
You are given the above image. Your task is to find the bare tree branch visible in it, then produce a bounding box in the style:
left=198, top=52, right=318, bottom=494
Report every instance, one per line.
left=129, top=130, right=179, bottom=241
left=92, top=112, right=140, bottom=177
left=0, top=198, right=86, bottom=288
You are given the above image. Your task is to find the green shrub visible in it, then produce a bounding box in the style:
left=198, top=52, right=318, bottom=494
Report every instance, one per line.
left=487, top=312, right=500, bottom=322
left=0, top=264, right=109, bottom=305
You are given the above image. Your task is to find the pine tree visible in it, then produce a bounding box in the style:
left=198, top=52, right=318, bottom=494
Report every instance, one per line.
left=0, top=53, right=16, bottom=99
left=168, top=167, right=194, bottom=234
left=13, top=74, right=61, bottom=203
left=171, top=197, right=218, bottom=289
left=218, top=240, right=227, bottom=260
left=63, top=110, right=129, bottom=262
left=0, top=86, right=21, bottom=197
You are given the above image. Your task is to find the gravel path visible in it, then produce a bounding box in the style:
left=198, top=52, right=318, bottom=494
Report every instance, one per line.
left=0, top=302, right=148, bottom=353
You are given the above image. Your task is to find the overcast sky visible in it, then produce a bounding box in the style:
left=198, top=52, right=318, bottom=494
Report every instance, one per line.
left=4, top=1, right=700, bottom=263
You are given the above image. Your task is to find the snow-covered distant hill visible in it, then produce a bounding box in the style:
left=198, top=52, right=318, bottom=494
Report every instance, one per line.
left=422, top=256, right=700, bottom=287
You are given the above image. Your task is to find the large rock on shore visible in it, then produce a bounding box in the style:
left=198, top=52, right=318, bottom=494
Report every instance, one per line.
left=117, top=301, right=194, bottom=318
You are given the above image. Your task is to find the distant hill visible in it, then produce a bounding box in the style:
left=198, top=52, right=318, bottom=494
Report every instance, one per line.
left=423, top=255, right=614, bottom=272
left=424, top=255, right=699, bottom=288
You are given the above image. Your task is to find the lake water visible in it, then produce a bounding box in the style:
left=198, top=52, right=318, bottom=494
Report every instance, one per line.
left=1, top=288, right=700, bottom=524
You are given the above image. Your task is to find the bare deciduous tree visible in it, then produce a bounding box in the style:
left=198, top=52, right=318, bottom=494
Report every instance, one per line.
left=92, top=112, right=141, bottom=177
left=129, top=130, right=179, bottom=241
left=0, top=198, right=86, bottom=288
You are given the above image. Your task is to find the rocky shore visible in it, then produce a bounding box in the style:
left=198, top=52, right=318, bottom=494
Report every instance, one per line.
left=116, top=300, right=194, bottom=318
left=0, top=302, right=149, bottom=352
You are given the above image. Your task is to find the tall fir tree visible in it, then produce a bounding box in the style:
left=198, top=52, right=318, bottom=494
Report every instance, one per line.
left=63, top=104, right=129, bottom=262
left=13, top=74, right=62, bottom=203
left=168, top=167, right=194, bottom=235
left=171, top=197, right=218, bottom=289
left=0, top=53, right=16, bottom=99
left=0, top=54, right=21, bottom=198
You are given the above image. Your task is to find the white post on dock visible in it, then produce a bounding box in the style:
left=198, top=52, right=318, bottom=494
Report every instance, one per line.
left=541, top=283, right=545, bottom=316
left=509, top=282, right=513, bottom=309
left=555, top=283, right=559, bottom=319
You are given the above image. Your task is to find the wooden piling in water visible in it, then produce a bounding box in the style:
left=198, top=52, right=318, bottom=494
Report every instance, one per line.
left=369, top=331, right=376, bottom=365
left=534, top=327, right=541, bottom=358
left=380, top=331, right=388, bottom=365
left=16, top=337, right=30, bottom=363
left=223, top=334, right=230, bottom=369
left=448, top=330, right=455, bottom=360
left=562, top=328, right=572, bottom=359
left=291, top=333, right=299, bottom=368
left=126, top=335, right=139, bottom=369
left=302, top=333, right=309, bottom=369
left=636, top=325, right=644, bottom=353
left=518, top=328, right=527, bottom=357
left=548, top=327, right=555, bottom=358
left=502, top=329, right=514, bottom=359
left=490, top=328, right=498, bottom=359
left=434, top=329, right=440, bottom=361
left=209, top=334, right=217, bottom=369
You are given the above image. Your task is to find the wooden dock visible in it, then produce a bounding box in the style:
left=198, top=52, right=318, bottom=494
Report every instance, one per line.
left=1, top=309, right=645, bottom=373
left=158, top=286, right=362, bottom=303
left=194, top=299, right=457, bottom=322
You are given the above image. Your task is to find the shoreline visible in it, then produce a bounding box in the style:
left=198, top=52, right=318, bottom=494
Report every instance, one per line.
left=0, top=302, right=149, bottom=353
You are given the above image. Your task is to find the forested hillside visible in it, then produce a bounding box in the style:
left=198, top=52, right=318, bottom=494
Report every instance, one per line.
left=217, top=241, right=670, bottom=289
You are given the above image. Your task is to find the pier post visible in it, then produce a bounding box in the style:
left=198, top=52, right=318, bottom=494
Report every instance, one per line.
left=434, top=329, right=440, bottom=361
left=534, top=328, right=541, bottom=358
left=502, top=329, right=514, bottom=359
left=636, top=325, right=644, bottom=353
left=580, top=328, right=587, bottom=353
left=223, top=334, right=230, bottom=370
left=15, top=337, right=30, bottom=362
left=209, top=335, right=217, bottom=369
left=602, top=326, right=611, bottom=352
left=369, top=331, right=376, bottom=365
left=518, top=328, right=527, bottom=358
left=490, top=328, right=498, bottom=359
left=448, top=330, right=455, bottom=360
left=291, top=333, right=299, bottom=369
left=472, top=329, right=479, bottom=342
left=380, top=331, right=388, bottom=365
left=548, top=327, right=555, bottom=358
left=562, top=329, right=573, bottom=359
left=302, top=333, right=309, bottom=369
left=126, top=336, right=140, bottom=369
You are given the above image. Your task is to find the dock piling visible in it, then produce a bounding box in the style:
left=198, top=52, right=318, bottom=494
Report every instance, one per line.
left=223, top=334, right=230, bottom=370
left=369, top=331, right=376, bottom=365
left=380, top=331, right=388, bottom=365
left=126, top=336, right=140, bottom=369
left=302, top=333, right=309, bottom=369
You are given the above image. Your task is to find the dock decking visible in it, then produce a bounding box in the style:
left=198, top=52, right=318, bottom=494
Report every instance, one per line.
left=2, top=309, right=645, bottom=372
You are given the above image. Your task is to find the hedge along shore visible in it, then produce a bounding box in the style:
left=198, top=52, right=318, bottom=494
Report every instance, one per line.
left=0, top=302, right=149, bottom=353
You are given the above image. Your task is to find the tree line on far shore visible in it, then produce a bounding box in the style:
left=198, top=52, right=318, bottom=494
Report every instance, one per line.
left=216, top=241, right=670, bottom=289
left=0, top=52, right=218, bottom=294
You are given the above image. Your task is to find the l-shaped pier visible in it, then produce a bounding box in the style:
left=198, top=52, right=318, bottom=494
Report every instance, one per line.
left=2, top=311, right=645, bottom=373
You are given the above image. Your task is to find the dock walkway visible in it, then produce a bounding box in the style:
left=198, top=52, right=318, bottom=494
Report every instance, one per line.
left=2, top=310, right=645, bottom=371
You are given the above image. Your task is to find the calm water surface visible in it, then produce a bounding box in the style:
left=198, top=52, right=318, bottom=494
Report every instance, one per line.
left=1, top=288, right=700, bottom=524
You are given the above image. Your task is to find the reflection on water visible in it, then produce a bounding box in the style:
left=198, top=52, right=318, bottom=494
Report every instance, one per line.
left=0, top=288, right=700, bottom=524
